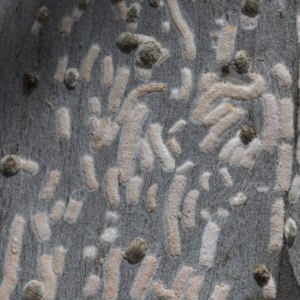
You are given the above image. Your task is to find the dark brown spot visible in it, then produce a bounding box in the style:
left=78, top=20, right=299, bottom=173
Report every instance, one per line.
left=136, top=41, right=161, bottom=69
left=116, top=32, right=139, bottom=54
left=37, top=6, right=49, bottom=22
left=149, top=0, right=160, bottom=7
left=22, top=280, right=44, bottom=300
left=125, top=237, right=148, bottom=264
left=221, top=65, right=230, bottom=77
left=253, top=264, right=270, bottom=287
left=239, top=125, right=257, bottom=145
left=77, top=0, right=90, bottom=10
left=0, top=155, right=21, bottom=177
left=242, top=0, right=262, bottom=18
left=23, top=72, right=39, bottom=90
left=126, top=3, right=141, bottom=23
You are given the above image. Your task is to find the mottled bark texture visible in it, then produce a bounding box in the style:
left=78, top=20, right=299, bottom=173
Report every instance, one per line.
left=0, top=0, right=300, bottom=299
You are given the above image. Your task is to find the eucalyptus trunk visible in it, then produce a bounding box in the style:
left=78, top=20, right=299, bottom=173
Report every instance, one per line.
left=0, top=0, right=299, bottom=299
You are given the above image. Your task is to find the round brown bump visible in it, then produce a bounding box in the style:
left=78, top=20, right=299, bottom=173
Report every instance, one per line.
left=22, top=280, right=44, bottom=300
left=126, top=3, right=142, bottom=23
left=23, top=72, right=39, bottom=89
left=136, top=41, right=162, bottom=69
left=253, top=264, right=270, bottom=287
left=0, top=155, right=21, bottom=177
left=37, top=6, right=49, bottom=22
left=125, top=237, right=148, bottom=264
left=234, top=50, right=251, bottom=74
left=116, top=32, right=139, bottom=54
left=242, top=0, right=262, bottom=18
left=239, top=125, right=257, bottom=145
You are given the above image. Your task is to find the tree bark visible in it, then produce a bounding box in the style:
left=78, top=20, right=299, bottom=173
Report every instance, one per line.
left=0, top=0, right=300, bottom=299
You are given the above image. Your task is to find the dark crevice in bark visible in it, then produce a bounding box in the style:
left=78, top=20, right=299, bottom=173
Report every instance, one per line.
left=292, top=0, right=300, bottom=177
left=277, top=245, right=300, bottom=299
left=277, top=3, right=300, bottom=299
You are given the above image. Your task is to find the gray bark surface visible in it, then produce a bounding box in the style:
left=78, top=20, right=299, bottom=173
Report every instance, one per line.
left=0, top=0, right=299, bottom=299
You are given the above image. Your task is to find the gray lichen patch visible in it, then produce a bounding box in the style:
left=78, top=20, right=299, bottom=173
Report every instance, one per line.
left=136, top=41, right=162, bottom=69
left=64, top=68, right=80, bottom=88
left=284, top=217, right=297, bottom=246
left=22, top=280, right=44, bottom=300
left=253, top=264, right=270, bottom=287
left=0, top=155, right=21, bottom=177
left=125, top=237, right=148, bottom=264
left=23, top=72, right=39, bottom=89
left=239, top=125, right=257, bottom=145
left=242, top=0, right=262, bottom=17
left=116, top=32, right=139, bottom=54
left=234, top=50, right=251, bottom=74
left=37, top=6, right=49, bottom=22
left=126, top=3, right=142, bottom=23
left=77, top=0, right=90, bottom=10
